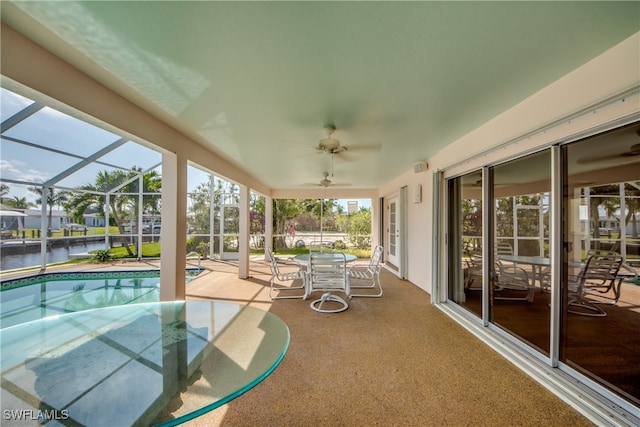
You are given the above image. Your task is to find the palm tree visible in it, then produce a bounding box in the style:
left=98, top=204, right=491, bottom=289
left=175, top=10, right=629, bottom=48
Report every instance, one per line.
left=29, top=186, right=69, bottom=233
left=273, top=199, right=304, bottom=249
left=624, top=196, right=639, bottom=238
left=65, top=168, right=161, bottom=257
left=3, top=196, right=33, bottom=210
left=0, top=184, right=10, bottom=203
left=588, top=184, right=622, bottom=250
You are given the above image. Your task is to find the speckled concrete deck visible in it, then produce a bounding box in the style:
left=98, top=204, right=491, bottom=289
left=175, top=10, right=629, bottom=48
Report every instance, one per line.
left=2, top=259, right=593, bottom=426
left=182, top=260, right=592, bottom=427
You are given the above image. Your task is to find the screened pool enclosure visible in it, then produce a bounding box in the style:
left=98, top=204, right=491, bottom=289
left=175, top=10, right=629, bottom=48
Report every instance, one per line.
left=0, top=87, right=271, bottom=270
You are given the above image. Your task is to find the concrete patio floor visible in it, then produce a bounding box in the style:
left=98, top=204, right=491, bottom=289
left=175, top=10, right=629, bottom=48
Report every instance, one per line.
left=1, top=259, right=594, bottom=426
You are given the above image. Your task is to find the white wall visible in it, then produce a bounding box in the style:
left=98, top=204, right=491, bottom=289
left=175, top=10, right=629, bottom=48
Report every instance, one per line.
left=379, top=32, right=640, bottom=294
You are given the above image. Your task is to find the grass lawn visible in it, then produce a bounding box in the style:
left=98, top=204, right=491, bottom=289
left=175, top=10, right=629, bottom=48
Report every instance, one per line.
left=102, top=243, right=371, bottom=260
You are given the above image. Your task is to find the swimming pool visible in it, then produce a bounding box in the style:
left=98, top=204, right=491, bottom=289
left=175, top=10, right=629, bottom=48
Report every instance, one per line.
left=0, top=269, right=202, bottom=329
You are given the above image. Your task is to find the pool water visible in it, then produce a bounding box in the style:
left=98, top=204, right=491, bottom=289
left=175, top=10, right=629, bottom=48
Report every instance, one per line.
left=0, top=270, right=201, bottom=329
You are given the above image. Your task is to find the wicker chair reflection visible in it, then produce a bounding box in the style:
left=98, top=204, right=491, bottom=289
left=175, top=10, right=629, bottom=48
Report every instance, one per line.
left=267, top=248, right=306, bottom=300
left=306, top=252, right=351, bottom=313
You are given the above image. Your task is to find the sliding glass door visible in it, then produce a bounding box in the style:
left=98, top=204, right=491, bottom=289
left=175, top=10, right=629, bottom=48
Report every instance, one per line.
left=448, top=170, right=483, bottom=319
left=446, top=122, right=639, bottom=406
left=562, top=123, right=639, bottom=406
left=491, top=149, right=551, bottom=355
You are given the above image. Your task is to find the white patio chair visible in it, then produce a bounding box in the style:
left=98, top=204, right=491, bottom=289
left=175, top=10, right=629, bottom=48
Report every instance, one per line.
left=494, top=260, right=535, bottom=302
left=567, top=252, right=623, bottom=317
left=266, top=248, right=307, bottom=300
left=581, top=249, right=623, bottom=297
left=495, top=242, right=514, bottom=257
left=495, top=242, right=516, bottom=269
left=348, top=245, right=383, bottom=297
left=464, top=251, right=483, bottom=290
left=306, top=252, right=351, bottom=313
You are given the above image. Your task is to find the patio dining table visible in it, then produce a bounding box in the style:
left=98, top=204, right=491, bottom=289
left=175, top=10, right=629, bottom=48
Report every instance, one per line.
left=293, top=252, right=357, bottom=265
left=498, top=255, right=587, bottom=285
left=0, top=301, right=289, bottom=426
left=498, top=255, right=552, bottom=289
left=497, top=255, right=636, bottom=303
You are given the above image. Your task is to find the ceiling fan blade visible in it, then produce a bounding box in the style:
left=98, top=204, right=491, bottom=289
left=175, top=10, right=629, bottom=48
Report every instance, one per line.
left=283, top=139, right=320, bottom=156
left=301, top=177, right=351, bottom=187
left=302, top=182, right=330, bottom=187
left=577, top=151, right=637, bottom=164
left=462, top=179, right=515, bottom=187
left=344, top=142, right=382, bottom=152
left=334, top=152, right=358, bottom=162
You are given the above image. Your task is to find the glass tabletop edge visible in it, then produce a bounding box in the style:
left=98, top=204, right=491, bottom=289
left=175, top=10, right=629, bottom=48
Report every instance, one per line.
left=154, top=325, right=291, bottom=427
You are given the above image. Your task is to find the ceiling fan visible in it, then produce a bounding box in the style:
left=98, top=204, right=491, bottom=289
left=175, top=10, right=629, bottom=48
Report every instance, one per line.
left=303, top=172, right=351, bottom=188
left=577, top=141, right=640, bottom=164
left=315, top=125, right=382, bottom=157
left=317, top=125, right=345, bottom=154
left=462, top=174, right=515, bottom=188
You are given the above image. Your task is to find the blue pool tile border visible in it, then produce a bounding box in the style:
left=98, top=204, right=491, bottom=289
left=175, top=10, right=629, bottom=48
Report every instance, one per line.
left=1, top=268, right=201, bottom=291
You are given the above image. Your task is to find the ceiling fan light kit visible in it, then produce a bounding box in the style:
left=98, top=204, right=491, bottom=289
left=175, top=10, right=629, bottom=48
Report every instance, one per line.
left=303, top=172, right=351, bottom=188
left=318, top=137, right=344, bottom=153
left=303, top=125, right=383, bottom=187
left=628, top=143, right=640, bottom=156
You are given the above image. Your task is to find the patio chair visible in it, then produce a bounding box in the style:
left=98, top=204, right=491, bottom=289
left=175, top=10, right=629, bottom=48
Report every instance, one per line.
left=567, top=252, right=623, bottom=317
left=464, top=251, right=483, bottom=290
left=267, top=248, right=307, bottom=300
left=495, top=242, right=514, bottom=257
left=494, top=260, right=535, bottom=302
left=495, top=242, right=516, bottom=268
left=580, top=249, right=623, bottom=295
left=348, top=245, right=383, bottom=297
left=306, top=252, right=351, bottom=313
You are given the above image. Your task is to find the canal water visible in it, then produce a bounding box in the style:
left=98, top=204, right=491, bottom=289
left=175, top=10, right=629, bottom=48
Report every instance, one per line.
left=0, top=241, right=108, bottom=271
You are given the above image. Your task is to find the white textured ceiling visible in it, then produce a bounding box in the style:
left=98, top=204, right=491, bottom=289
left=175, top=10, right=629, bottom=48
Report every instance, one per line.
left=2, top=1, right=639, bottom=190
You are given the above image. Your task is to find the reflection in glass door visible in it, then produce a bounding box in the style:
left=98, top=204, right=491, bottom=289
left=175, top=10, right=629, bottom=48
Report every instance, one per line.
left=448, top=170, right=483, bottom=319
left=563, top=123, right=640, bottom=406
left=445, top=123, right=639, bottom=408
left=491, top=150, right=551, bottom=355
left=447, top=153, right=551, bottom=350
left=387, top=198, right=399, bottom=267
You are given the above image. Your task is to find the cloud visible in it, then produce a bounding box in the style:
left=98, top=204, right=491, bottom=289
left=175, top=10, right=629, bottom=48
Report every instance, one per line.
left=0, top=159, right=50, bottom=183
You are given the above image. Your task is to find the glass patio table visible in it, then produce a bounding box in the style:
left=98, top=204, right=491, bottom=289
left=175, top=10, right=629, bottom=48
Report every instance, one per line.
left=294, top=252, right=357, bottom=264
left=498, top=255, right=585, bottom=289
left=499, top=255, right=552, bottom=287
left=0, top=301, right=289, bottom=426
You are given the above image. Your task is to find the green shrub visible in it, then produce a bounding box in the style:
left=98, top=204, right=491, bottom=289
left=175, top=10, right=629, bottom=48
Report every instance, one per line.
left=333, top=240, right=347, bottom=250
left=196, top=240, right=210, bottom=257
left=92, top=248, right=112, bottom=263
left=187, top=236, right=210, bottom=257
